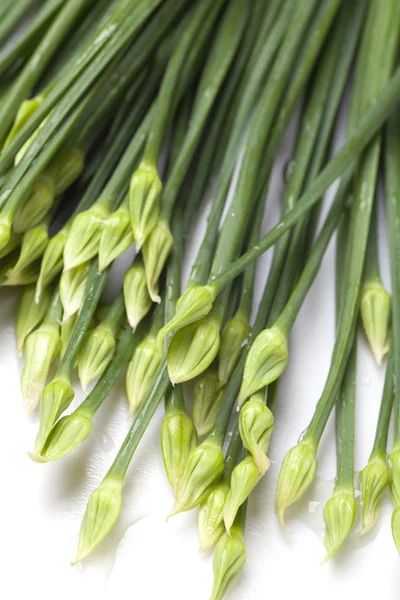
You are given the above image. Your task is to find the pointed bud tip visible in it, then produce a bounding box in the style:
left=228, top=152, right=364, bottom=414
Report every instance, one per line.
left=323, top=489, right=357, bottom=561
left=276, top=440, right=317, bottom=524
left=360, top=283, right=391, bottom=366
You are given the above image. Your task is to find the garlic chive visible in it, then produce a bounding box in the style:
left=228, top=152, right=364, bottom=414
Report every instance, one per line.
left=16, top=284, right=50, bottom=354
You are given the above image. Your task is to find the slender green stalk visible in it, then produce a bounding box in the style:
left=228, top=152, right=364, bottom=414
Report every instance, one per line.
left=0, top=0, right=37, bottom=48
left=0, top=0, right=65, bottom=81
left=0, top=0, right=95, bottom=145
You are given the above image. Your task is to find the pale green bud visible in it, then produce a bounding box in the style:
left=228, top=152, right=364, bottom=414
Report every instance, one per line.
left=0, top=214, right=13, bottom=252
left=129, top=162, right=162, bottom=249
left=218, top=309, right=249, bottom=387
left=60, top=314, right=77, bottom=359
left=238, top=326, right=288, bottom=407
left=360, top=454, right=390, bottom=534
left=167, top=316, right=220, bottom=384
left=275, top=439, right=317, bottom=528
left=360, top=282, right=391, bottom=365
left=169, top=436, right=224, bottom=517
left=98, top=206, right=133, bottom=272
left=13, top=174, right=55, bottom=233
left=0, top=230, right=21, bottom=259
left=156, top=284, right=217, bottom=350
left=21, top=322, right=60, bottom=413
left=4, top=96, right=44, bottom=150
left=36, top=229, right=68, bottom=301
left=63, top=204, right=109, bottom=271
left=198, top=481, right=228, bottom=552
left=322, top=488, right=358, bottom=562
left=34, top=375, right=74, bottom=455
left=9, top=223, right=48, bottom=276
left=193, top=369, right=224, bottom=437
left=40, top=409, right=93, bottom=462
left=60, top=262, right=89, bottom=322
left=210, top=525, right=246, bottom=600
left=223, top=456, right=265, bottom=533
left=161, top=408, right=198, bottom=495
left=123, top=259, right=152, bottom=329
left=391, top=506, right=400, bottom=553
left=3, top=260, right=40, bottom=286
left=142, top=217, right=173, bottom=303
left=53, top=148, right=85, bottom=196
left=126, top=332, right=162, bottom=415
left=239, top=392, right=274, bottom=475
left=78, top=325, right=116, bottom=391
left=16, top=284, right=50, bottom=354
left=389, top=446, right=400, bottom=506
left=73, top=475, right=123, bottom=563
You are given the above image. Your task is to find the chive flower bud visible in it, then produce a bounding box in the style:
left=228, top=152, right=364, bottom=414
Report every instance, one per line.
left=276, top=439, right=317, bottom=528
left=322, top=488, right=358, bottom=562
left=16, top=284, right=50, bottom=354
left=167, top=316, right=220, bottom=384
left=34, top=375, right=74, bottom=455
left=360, top=454, right=390, bottom=534
left=36, top=229, right=68, bottom=301
left=238, top=326, right=288, bottom=407
left=40, top=409, right=93, bottom=462
left=21, top=322, right=60, bottom=413
left=223, top=456, right=265, bottom=533
left=390, top=447, right=400, bottom=506
left=98, top=205, right=133, bottom=272
left=4, top=96, right=43, bottom=149
left=13, top=174, right=55, bottom=233
left=78, top=325, right=116, bottom=391
left=161, top=407, right=198, bottom=496
left=0, top=215, right=13, bottom=252
left=239, top=392, right=274, bottom=474
left=391, top=506, right=400, bottom=553
left=193, top=369, right=224, bottom=437
left=198, top=481, right=228, bottom=552
left=123, top=259, right=152, bottom=329
left=63, top=205, right=109, bottom=271
left=60, top=262, right=89, bottom=322
left=3, top=260, right=40, bottom=286
left=169, top=436, right=224, bottom=517
left=210, top=525, right=246, bottom=600
left=126, top=332, right=162, bottom=415
left=129, top=162, right=162, bottom=250
left=156, top=284, right=217, bottom=350
left=218, top=309, right=250, bottom=388
left=10, top=223, right=49, bottom=276
left=142, top=217, right=173, bottom=303
left=73, top=475, right=123, bottom=564
left=360, top=282, right=391, bottom=365
left=54, top=148, right=85, bottom=196
left=0, top=230, right=21, bottom=260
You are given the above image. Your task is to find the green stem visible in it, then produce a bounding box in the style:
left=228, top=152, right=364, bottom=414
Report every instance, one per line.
left=142, top=0, right=216, bottom=168
left=274, top=179, right=349, bottom=337
left=0, top=0, right=36, bottom=48
left=335, top=343, right=357, bottom=489
left=58, top=260, right=109, bottom=377
left=0, top=0, right=94, bottom=145
left=101, top=294, right=125, bottom=337
left=0, top=0, right=186, bottom=174
left=363, top=199, right=381, bottom=284
left=385, top=106, right=400, bottom=443
left=208, top=66, right=400, bottom=295
left=371, top=349, right=394, bottom=458
left=161, top=0, right=249, bottom=222
left=0, top=0, right=65, bottom=81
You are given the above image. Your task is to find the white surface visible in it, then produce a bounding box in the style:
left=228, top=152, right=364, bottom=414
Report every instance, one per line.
left=1, top=122, right=398, bottom=600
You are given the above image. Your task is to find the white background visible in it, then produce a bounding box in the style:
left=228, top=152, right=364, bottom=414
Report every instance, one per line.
left=1, top=102, right=399, bottom=600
